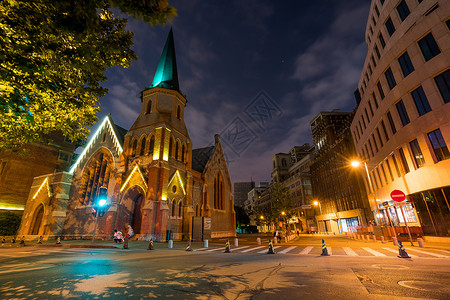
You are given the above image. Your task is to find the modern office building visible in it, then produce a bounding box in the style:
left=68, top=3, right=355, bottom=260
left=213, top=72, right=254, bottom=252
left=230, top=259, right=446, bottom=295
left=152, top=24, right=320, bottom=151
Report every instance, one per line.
left=351, top=0, right=450, bottom=236
left=310, top=111, right=371, bottom=233
left=233, top=181, right=255, bottom=207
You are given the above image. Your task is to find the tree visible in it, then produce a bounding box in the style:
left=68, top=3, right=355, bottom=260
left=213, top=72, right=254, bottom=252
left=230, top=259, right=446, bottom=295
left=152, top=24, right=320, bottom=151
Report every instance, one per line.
left=0, top=211, right=21, bottom=236
left=0, top=0, right=176, bottom=149
left=256, top=182, right=293, bottom=229
left=234, top=205, right=250, bottom=229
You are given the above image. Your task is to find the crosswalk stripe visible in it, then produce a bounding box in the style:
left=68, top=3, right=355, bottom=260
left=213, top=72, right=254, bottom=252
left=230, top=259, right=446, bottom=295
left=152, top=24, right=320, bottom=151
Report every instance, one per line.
left=257, top=246, right=281, bottom=254
left=241, top=246, right=265, bottom=253
left=278, top=246, right=297, bottom=254
left=230, top=246, right=249, bottom=252
left=299, top=246, right=313, bottom=254
left=362, top=247, right=386, bottom=256
left=205, top=247, right=223, bottom=252
left=193, top=247, right=209, bottom=251
left=407, top=248, right=448, bottom=258
left=343, top=247, right=358, bottom=256
left=382, top=247, right=417, bottom=257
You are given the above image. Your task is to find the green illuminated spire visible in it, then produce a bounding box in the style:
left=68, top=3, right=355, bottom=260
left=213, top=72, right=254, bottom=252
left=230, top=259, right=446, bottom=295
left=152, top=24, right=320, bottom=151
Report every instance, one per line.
left=150, top=28, right=180, bottom=92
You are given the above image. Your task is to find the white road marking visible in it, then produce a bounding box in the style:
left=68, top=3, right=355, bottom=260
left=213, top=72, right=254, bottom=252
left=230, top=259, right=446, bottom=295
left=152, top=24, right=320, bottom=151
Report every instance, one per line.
left=407, top=248, right=448, bottom=258
left=382, top=247, right=417, bottom=257
left=343, top=247, right=358, bottom=256
left=299, top=246, right=313, bottom=255
left=278, top=246, right=297, bottom=254
left=241, top=246, right=265, bottom=253
left=257, top=246, right=281, bottom=254
left=205, top=247, right=224, bottom=252
left=193, top=247, right=209, bottom=251
left=230, top=246, right=250, bottom=252
left=362, top=247, right=386, bottom=256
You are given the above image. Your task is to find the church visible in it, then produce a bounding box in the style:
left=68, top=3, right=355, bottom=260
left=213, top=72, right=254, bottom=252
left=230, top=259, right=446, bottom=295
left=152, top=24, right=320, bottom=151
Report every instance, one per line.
left=17, top=29, right=236, bottom=241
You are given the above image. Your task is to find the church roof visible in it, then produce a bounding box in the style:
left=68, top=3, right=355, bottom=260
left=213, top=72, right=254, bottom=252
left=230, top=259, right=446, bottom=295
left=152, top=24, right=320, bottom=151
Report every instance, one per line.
left=191, top=146, right=215, bottom=173
left=114, top=125, right=128, bottom=146
left=150, top=28, right=180, bottom=92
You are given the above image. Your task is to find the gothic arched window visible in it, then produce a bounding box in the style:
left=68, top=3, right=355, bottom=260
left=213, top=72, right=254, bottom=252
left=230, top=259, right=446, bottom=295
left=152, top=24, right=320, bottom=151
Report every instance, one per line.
left=146, top=100, right=152, bottom=114
left=169, top=138, right=173, bottom=158
left=177, top=106, right=181, bottom=119
left=178, top=200, right=183, bottom=217
left=175, top=141, right=179, bottom=160
left=149, top=136, right=155, bottom=154
left=132, top=140, right=138, bottom=156
left=140, top=137, right=146, bottom=156
left=171, top=200, right=176, bottom=217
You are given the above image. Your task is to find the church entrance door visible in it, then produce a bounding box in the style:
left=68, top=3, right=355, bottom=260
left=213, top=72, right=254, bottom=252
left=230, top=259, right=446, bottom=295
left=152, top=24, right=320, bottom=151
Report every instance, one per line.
left=131, top=194, right=144, bottom=234
left=31, top=205, right=44, bottom=235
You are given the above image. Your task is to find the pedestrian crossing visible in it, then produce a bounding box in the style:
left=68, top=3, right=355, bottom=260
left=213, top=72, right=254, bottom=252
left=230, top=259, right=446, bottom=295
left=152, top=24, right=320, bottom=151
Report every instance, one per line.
left=194, top=245, right=449, bottom=258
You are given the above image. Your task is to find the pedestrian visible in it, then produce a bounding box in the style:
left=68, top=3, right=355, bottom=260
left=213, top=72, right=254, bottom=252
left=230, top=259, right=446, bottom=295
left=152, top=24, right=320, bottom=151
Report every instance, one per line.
left=125, top=224, right=134, bottom=239
left=113, top=229, right=123, bottom=243
left=275, top=229, right=280, bottom=243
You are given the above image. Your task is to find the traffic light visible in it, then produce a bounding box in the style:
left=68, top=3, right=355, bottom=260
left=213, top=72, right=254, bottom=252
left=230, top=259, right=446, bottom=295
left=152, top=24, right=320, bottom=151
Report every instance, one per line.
left=95, top=187, right=108, bottom=217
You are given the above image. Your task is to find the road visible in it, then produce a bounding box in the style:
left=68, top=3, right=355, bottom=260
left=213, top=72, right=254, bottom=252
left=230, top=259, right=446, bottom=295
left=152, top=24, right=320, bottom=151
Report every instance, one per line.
left=0, top=235, right=449, bottom=299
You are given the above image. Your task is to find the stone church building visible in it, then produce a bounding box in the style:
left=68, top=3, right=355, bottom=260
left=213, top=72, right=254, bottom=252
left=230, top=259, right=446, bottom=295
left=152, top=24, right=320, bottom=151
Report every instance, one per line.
left=18, top=29, right=236, bottom=241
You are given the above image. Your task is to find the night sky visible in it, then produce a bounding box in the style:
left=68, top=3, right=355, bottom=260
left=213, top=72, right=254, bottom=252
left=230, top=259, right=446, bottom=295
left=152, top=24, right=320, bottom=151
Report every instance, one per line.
left=93, top=0, right=371, bottom=184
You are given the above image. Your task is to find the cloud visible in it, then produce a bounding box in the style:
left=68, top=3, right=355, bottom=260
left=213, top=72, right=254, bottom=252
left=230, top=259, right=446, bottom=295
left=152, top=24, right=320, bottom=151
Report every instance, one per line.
left=291, top=3, right=370, bottom=112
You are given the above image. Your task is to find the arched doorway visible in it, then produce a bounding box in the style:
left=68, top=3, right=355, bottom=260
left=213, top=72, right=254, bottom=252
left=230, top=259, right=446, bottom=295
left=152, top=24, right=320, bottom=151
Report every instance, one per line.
left=30, top=205, right=44, bottom=235
left=131, top=194, right=144, bottom=234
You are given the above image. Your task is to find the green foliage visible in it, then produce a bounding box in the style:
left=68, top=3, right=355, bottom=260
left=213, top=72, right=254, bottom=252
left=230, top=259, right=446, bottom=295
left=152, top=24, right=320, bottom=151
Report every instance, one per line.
left=0, top=0, right=176, bottom=149
left=256, top=182, right=294, bottom=226
left=234, top=205, right=250, bottom=228
left=0, top=211, right=21, bottom=236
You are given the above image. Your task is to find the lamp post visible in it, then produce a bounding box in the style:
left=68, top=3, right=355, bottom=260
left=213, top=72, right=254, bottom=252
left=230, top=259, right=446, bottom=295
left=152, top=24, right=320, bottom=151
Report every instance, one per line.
left=350, top=160, right=395, bottom=237
left=313, top=200, right=323, bottom=233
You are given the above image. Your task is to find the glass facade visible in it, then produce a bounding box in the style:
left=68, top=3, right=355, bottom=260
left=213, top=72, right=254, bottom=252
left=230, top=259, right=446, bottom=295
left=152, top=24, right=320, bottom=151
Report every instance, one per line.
left=410, top=188, right=450, bottom=236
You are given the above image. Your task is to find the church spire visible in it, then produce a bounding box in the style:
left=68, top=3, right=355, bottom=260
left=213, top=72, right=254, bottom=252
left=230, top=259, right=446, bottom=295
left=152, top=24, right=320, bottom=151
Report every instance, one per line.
left=150, top=28, right=180, bottom=92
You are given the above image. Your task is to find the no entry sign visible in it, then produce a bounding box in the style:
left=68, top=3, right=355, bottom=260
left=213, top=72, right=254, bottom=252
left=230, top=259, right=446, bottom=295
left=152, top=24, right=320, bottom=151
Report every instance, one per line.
left=390, top=189, right=406, bottom=202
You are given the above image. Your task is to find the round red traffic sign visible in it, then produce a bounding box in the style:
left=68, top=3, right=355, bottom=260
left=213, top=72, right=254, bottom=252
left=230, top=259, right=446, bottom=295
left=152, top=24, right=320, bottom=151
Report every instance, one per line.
left=390, top=189, right=406, bottom=202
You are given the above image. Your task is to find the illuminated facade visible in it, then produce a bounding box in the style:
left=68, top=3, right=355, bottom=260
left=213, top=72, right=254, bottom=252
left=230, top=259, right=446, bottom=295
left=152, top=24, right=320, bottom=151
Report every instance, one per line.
left=310, top=111, right=371, bottom=233
left=18, top=29, right=236, bottom=241
left=351, top=0, right=450, bottom=236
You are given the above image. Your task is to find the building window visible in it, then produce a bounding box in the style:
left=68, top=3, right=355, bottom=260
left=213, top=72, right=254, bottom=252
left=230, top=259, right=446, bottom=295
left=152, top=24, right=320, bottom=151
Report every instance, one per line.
left=149, top=136, right=155, bottom=154
left=282, top=158, right=287, bottom=167
left=378, top=33, right=386, bottom=48
left=374, top=5, right=380, bottom=17
left=132, top=139, right=138, bottom=156
left=411, top=86, right=431, bottom=116
left=385, top=17, right=396, bottom=36
left=146, top=100, right=152, bottom=114
left=372, top=92, right=379, bottom=108
left=177, top=106, right=181, bottom=119
left=175, top=141, right=179, bottom=160
left=385, top=67, right=397, bottom=90
left=427, top=129, right=450, bottom=162
left=409, top=139, right=425, bottom=168
left=377, top=82, right=385, bottom=99
left=387, top=111, right=397, bottom=134
left=396, top=0, right=410, bottom=22
left=380, top=163, right=388, bottom=185
left=376, top=168, right=384, bottom=187
left=365, top=144, right=371, bottom=158
left=385, top=159, right=394, bottom=181
left=374, top=45, right=381, bottom=59
left=398, top=51, right=414, bottom=77
left=372, top=16, right=377, bottom=26
left=372, top=134, right=379, bottom=152
left=368, top=100, right=374, bottom=116
left=398, top=147, right=410, bottom=173
left=181, top=144, right=185, bottom=162
left=380, top=0, right=385, bottom=5
left=391, top=154, right=401, bottom=177
left=381, top=120, right=389, bottom=141
left=140, top=137, right=146, bottom=156
left=169, top=138, right=173, bottom=157
left=368, top=63, right=373, bottom=75
left=446, top=19, right=450, bottom=30
left=368, top=139, right=375, bottom=157
left=418, top=33, right=441, bottom=62
left=361, top=115, right=366, bottom=129
left=371, top=55, right=377, bottom=67
left=434, top=70, right=450, bottom=103
left=376, top=127, right=384, bottom=147
left=396, top=100, right=410, bottom=126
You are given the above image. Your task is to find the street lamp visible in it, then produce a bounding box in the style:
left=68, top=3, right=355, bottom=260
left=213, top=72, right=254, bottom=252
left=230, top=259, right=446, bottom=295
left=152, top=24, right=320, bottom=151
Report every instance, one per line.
left=313, top=200, right=323, bottom=233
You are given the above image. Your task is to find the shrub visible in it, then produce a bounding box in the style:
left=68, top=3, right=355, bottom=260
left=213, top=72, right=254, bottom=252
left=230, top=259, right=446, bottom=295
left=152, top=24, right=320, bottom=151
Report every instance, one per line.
left=0, top=211, right=21, bottom=236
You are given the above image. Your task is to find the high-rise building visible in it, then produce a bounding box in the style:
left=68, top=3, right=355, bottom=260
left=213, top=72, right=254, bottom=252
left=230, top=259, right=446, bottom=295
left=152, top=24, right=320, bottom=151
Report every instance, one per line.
left=351, top=0, right=450, bottom=236
left=310, top=111, right=371, bottom=233
left=233, top=181, right=255, bottom=207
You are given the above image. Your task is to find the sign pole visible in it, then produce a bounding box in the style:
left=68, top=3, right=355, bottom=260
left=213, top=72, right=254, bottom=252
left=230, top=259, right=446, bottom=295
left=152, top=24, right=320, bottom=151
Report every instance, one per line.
left=399, top=204, right=414, bottom=246
left=92, top=210, right=99, bottom=243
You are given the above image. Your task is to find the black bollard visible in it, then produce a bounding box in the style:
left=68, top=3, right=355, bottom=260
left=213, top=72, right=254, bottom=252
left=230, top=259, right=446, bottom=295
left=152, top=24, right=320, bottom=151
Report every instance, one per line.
left=267, top=239, right=275, bottom=254
left=148, top=239, right=154, bottom=250
left=186, top=239, right=192, bottom=251
left=321, top=239, right=329, bottom=256
left=224, top=240, right=231, bottom=253
left=20, top=236, right=25, bottom=246
left=397, top=240, right=411, bottom=258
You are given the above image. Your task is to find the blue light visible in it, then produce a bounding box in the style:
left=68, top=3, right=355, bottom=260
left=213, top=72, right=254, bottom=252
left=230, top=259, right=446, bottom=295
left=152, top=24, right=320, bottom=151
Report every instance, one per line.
left=98, top=199, right=107, bottom=207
